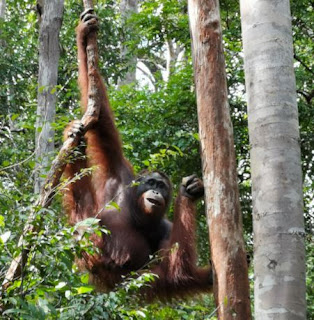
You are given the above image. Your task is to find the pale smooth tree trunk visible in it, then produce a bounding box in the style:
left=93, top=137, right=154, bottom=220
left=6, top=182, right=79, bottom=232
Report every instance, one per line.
left=0, top=0, right=5, bottom=19
left=188, top=0, right=251, bottom=319
left=0, top=0, right=6, bottom=48
left=35, top=0, right=64, bottom=193
left=118, top=0, right=138, bottom=86
left=165, top=40, right=184, bottom=82
left=240, top=1, right=306, bottom=319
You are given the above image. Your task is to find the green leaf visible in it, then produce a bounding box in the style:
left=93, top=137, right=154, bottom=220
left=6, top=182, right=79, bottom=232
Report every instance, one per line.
left=75, top=218, right=101, bottom=228
left=2, top=160, right=10, bottom=167
left=142, top=160, right=150, bottom=166
left=38, top=298, right=50, bottom=314
left=0, top=231, right=11, bottom=243
left=136, top=310, right=146, bottom=317
left=50, top=87, right=57, bottom=94
left=76, top=286, right=94, bottom=294
left=65, top=290, right=71, bottom=300
left=192, top=132, right=200, bottom=141
left=11, top=114, right=19, bottom=121
left=105, top=201, right=121, bottom=211
left=80, top=273, right=89, bottom=284
left=131, top=181, right=140, bottom=187
left=28, top=161, right=36, bottom=169
left=38, top=85, right=46, bottom=93
left=0, top=215, right=4, bottom=227
left=55, top=282, right=67, bottom=290
left=100, top=227, right=110, bottom=235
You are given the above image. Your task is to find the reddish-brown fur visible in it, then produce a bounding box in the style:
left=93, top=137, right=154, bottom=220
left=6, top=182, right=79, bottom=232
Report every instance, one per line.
left=63, top=13, right=212, bottom=300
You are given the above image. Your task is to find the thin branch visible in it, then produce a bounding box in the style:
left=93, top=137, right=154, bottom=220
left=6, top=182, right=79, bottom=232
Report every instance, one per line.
left=297, top=89, right=314, bottom=104
left=294, top=53, right=314, bottom=75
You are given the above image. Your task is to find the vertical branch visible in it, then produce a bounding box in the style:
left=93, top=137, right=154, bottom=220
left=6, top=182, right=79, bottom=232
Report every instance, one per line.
left=2, top=0, right=101, bottom=290
left=83, top=0, right=93, bottom=10
left=81, top=0, right=100, bottom=129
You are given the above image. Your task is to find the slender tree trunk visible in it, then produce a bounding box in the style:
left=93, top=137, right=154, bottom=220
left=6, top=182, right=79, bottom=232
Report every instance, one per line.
left=118, top=0, right=138, bottom=86
left=0, top=0, right=5, bottom=19
left=240, top=1, right=306, bottom=319
left=35, top=0, right=64, bottom=193
left=165, top=40, right=184, bottom=82
left=188, top=0, right=251, bottom=319
left=0, top=0, right=6, bottom=47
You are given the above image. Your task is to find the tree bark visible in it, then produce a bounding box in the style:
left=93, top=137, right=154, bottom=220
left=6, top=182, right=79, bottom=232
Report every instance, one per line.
left=240, top=1, right=306, bottom=319
left=0, top=0, right=6, bottom=48
left=118, top=0, right=138, bottom=86
left=0, top=0, right=5, bottom=19
left=188, top=0, right=251, bottom=319
left=35, top=0, right=64, bottom=193
left=165, top=40, right=184, bottom=82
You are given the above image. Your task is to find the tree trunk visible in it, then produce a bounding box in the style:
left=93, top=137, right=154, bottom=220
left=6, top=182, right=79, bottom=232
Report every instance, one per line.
left=0, top=0, right=6, bottom=48
left=35, top=0, right=64, bottom=193
left=188, top=0, right=251, bottom=319
left=240, top=1, right=306, bottom=319
left=118, top=0, right=138, bottom=86
left=0, top=0, right=5, bottom=19
left=165, top=40, right=184, bottom=82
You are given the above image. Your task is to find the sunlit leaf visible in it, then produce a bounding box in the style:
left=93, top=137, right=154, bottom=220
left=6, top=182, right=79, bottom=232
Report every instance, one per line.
left=0, top=231, right=11, bottom=243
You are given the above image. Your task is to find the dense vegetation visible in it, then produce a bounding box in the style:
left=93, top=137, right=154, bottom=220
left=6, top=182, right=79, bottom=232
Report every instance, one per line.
left=0, top=0, right=312, bottom=318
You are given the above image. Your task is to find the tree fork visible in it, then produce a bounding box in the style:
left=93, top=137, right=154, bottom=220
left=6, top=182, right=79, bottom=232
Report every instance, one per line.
left=188, top=0, right=251, bottom=318
left=2, top=0, right=99, bottom=291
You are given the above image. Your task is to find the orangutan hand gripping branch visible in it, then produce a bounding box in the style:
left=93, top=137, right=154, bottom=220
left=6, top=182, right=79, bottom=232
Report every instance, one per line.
left=63, top=9, right=212, bottom=300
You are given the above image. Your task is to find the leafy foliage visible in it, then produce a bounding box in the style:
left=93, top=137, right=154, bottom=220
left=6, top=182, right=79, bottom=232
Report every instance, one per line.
left=0, top=0, right=312, bottom=318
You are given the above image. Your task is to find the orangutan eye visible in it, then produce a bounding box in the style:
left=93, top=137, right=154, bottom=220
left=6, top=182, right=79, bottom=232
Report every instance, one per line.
left=147, top=179, right=155, bottom=186
left=157, top=181, right=166, bottom=189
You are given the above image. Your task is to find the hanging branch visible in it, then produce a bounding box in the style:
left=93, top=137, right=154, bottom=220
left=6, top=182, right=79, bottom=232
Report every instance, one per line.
left=83, top=0, right=94, bottom=10
left=2, top=0, right=99, bottom=290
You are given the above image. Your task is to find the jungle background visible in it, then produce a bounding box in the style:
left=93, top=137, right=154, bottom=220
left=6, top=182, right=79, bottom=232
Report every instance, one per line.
left=0, top=0, right=313, bottom=319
